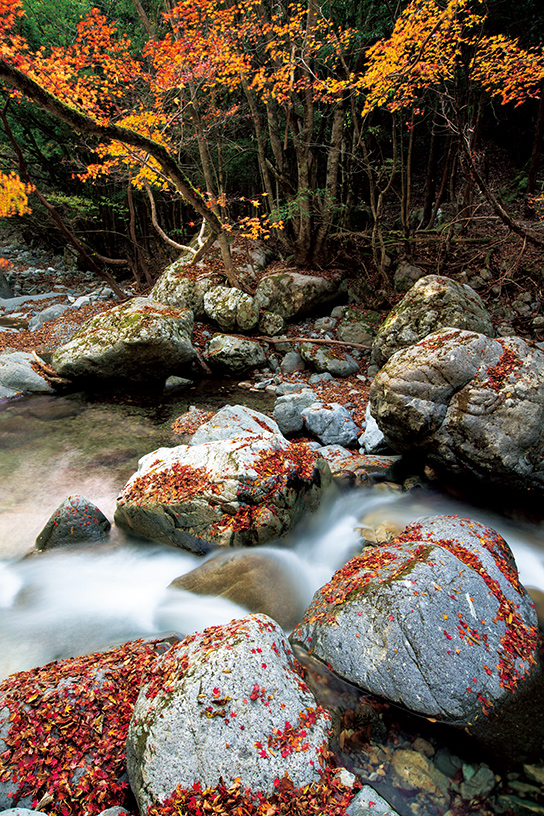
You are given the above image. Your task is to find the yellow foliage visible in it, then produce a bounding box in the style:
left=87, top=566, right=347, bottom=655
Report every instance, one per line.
left=0, top=172, right=33, bottom=217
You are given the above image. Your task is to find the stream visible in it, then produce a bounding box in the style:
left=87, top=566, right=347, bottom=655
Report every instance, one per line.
left=1, top=387, right=544, bottom=684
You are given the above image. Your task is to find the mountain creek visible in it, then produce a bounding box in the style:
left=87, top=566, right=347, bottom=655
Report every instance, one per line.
left=1, top=381, right=544, bottom=816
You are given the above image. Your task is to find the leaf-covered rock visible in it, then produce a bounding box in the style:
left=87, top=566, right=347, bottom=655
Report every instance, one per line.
left=126, top=614, right=332, bottom=813
left=0, top=639, right=164, bottom=815
left=114, top=433, right=331, bottom=550
left=35, top=495, right=110, bottom=551
left=370, top=328, right=544, bottom=493
left=291, top=515, right=544, bottom=760
left=372, top=275, right=494, bottom=367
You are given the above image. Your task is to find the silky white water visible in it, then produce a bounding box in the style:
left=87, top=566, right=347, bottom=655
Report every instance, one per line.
left=1, top=393, right=544, bottom=681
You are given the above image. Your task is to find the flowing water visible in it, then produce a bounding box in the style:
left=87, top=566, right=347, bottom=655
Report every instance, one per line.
left=1, top=389, right=544, bottom=683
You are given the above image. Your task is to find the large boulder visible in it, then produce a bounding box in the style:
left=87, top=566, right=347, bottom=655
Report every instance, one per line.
left=292, top=515, right=544, bottom=760
left=254, top=269, right=341, bottom=321
left=190, top=404, right=279, bottom=445
left=370, top=329, right=544, bottom=493
left=0, top=351, right=54, bottom=397
left=203, top=285, right=259, bottom=332
left=150, top=260, right=218, bottom=319
left=372, top=275, right=494, bottom=367
left=0, top=639, right=161, bottom=814
left=204, top=334, right=267, bottom=374
left=51, top=297, right=195, bottom=383
left=114, top=434, right=331, bottom=550
left=126, top=615, right=331, bottom=814
left=273, top=389, right=316, bottom=435
left=170, top=548, right=307, bottom=630
left=34, top=495, right=111, bottom=550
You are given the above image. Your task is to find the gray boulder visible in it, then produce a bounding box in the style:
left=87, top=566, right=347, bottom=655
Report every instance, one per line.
left=150, top=261, right=217, bottom=318
left=302, top=402, right=359, bottom=447
left=393, top=261, right=427, bottom=293
left=292, top=515, right=543, bottom=760
left=300, top=343, right=359, bottom=377
left=347, top=785, right=401, bottom=816
left=170, top=548, right=307, bottom=630
left=126, top=615, right=331, bottom=814
left=190, top=404, right=279, bottom=445
left=358, top=403, right=394, bottom=455
left=372, top=275, right=494, bottom=367
left=370, top=329, right=544, bottom=492
left=254, top=269, right=340, bottom=321
left=204, top=334, right=266, bottom=374
left=35, top=495, right=111, bottom=550
left=280, top=351, right=306, bottom=373
left=114, top=433, right=331, bottom=549
left=51, top=297, right=195, bottom=383
left=273, top=390, right=316, bottom=435
left=337, top=307, right=381, bottom=346
left=0, top=351, right=54, bottom=396
left=0, top=271, right=13, bottom=299
left=203, top=285, right=259, bottom=332
left=28, top=303, right=70, bottom=331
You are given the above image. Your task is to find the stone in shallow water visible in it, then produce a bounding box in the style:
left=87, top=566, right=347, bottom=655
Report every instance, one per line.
left=35, top=495, right=111, bottom=550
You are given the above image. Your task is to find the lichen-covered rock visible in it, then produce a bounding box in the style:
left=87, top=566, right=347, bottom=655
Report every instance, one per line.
left=300, top=343, right=359, bottom=377
left=337, top=308, right=381, bottom=346
left=0, top=639, right=162, bottom=814
left=126, top=615, right=331, bottom=814
left=204, top=334, right=267, bottom=374
left=259, top=310, right=285, bottom=336
left=203, top=285, right=259, bottom=332
left=114, top=434, right=331, bottom=550
left=150, top=261, right=218, bottom=319
left=190, top=404, right=279, bottom=445
left=393, top=261, right=427, bottom=293
left=370, top=329, right=544, bottom=493
left=51, top=297, right=195, bottom=383
left=254, top=270, right=341, bottom=321
left=292, top=515, right=544, bottom=760
left=302, top=402, right=359, bottom=447
left=0, top=351, right=54, bottom=396
left=170, top=549, right=307, bottom=630
left=35, top=495, right=110, bottom=550
left=372, top=275, right=494, bottom=367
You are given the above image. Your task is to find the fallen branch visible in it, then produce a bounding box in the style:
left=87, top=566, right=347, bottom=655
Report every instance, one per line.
left=31, top=351, right=71, bottom=385
left=194, top=347, right=212, bottom=375
left=255, top=335, right=372, bottom=350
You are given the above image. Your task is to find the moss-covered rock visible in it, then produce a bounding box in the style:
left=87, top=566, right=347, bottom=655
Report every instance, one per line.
left=254, top=270, right=341, bottom=321
left=51, top=297, right=195, bottom=384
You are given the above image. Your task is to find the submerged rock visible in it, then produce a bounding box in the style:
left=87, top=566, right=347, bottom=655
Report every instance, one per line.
left=114, top=433, right=331, bottom=550
left=170, top=549, right=307, bottom=630
left=51, top=297, right=195, bottom=383
left=372, top=275, right=494, bottom=367
left=370, top=329, right=544, bottom=494
left=126, top=615, right=331, bottom=813
left=292, top=515, right=543, bottom=761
